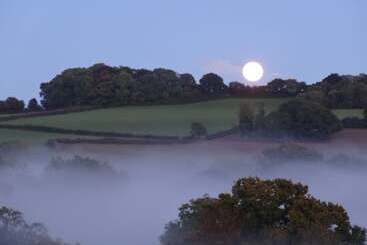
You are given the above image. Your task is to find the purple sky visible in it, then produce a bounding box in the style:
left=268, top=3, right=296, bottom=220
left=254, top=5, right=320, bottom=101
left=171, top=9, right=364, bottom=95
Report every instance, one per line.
left=1, top=0, right=366, bottom=100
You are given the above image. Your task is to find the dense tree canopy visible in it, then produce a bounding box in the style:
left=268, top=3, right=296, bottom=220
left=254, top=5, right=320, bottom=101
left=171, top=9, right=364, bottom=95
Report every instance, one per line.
left=263, top=99, right=342, bottom=138
left=0, top=63, right=356, bottom=111
left=39, top=64, right=310, bottom=110
left=306, top=73, right=367, bottom=108
left=199, top=73, right=228, bottom=96
left=40, top=64, right=209, bottom=109
left=161, top=177, right=366, bottom=245
left=0, top=97, right=25, bottom=114
left=27, top=98, right=43, bottom=112
left=267, top=78, right=307, bottom=97
left=238, top=100, right=342, bottom=139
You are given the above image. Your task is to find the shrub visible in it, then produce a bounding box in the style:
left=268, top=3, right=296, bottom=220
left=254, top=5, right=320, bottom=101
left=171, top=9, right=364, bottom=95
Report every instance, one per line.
left=161, top=177, right=366, bottom=245
left=190, top=122, right=207, bottom=138
left=263, top=99, right=342, bottom=139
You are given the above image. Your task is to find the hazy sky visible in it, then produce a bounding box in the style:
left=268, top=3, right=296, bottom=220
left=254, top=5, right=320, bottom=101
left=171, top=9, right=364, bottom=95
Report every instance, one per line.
left=1, top=0, right=366, bottom=100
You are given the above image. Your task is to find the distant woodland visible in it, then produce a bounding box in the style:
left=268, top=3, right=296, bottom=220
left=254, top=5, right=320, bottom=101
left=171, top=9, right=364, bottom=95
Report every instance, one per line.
left=1, top=63, right=367, bottom=113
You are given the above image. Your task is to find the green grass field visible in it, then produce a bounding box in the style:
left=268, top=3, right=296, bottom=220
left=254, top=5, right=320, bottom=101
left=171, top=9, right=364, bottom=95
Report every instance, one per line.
left=0, top=98, right=363, bottom=143
left=0, top=129, right=89, bottom=144
left=332, top=109, right=363, bottom=119
left=2, top=98, right=287, bottom=137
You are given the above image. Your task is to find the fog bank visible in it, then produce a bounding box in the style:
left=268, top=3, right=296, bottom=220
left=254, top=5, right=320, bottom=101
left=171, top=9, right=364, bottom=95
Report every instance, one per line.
left=0, top=143, right=366, bottom=245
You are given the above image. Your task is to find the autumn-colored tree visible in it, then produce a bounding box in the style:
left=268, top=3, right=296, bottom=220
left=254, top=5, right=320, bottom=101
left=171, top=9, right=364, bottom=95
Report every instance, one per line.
left=161, top=177, right=366, bottom=245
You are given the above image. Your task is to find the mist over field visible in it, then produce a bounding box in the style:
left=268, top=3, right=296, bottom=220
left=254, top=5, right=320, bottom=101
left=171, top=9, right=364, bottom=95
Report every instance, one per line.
left=0, top=143, right=366, bottom=245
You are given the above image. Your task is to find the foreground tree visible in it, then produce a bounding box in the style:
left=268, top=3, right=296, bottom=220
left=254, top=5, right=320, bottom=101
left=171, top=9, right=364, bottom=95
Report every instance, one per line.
left=161, top=177, right=366, bottom=245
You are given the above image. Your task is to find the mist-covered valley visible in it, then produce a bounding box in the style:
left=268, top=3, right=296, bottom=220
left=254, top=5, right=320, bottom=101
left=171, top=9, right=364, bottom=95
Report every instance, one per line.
left=0, top=141, right=366, bottom=245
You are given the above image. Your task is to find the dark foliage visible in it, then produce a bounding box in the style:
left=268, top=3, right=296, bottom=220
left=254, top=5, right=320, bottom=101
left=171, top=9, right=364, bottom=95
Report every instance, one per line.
left=266, top=78, right=307, bottom=97
left=0, top=124, right=180, bottom=139
left=228, top=79, right=306, bottom=98
left=199, top=73, right=228, bottom=96
left=40, top=64, right=206, bottom=109
left=0, top=97, right=25, bottom=114
left=161, top=177, right=366, bottom=245
left=263, top=99, right=342, bottom=139
left=35, top=63, right=367, bottom=111
left=27, top=98, right=43, bottom=112
left=305, top=73, right=367, bottom=109
left=238, top=100, right=342, bottom=139
left=342, top=117, right=367, bottom=128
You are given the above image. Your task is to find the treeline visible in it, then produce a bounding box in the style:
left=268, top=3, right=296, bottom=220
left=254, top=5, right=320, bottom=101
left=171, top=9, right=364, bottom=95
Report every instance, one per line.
left=1, top=63, right=367, bottom=113
left=38, top=64, right=312, bottom=110
left=306, top=73, right=367, bottom=108
left=0, top=97, right=42, bottom=114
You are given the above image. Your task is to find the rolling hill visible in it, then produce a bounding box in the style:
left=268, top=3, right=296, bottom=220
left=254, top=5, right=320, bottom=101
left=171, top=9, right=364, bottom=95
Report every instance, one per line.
left=0, top=98, right=363, bottom=143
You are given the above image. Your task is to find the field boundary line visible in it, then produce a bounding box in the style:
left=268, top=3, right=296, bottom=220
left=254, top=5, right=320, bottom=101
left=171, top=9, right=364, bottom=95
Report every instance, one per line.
left=0, top=106, right=100, bottom=122
left=0, top=124, right=185, bottom=139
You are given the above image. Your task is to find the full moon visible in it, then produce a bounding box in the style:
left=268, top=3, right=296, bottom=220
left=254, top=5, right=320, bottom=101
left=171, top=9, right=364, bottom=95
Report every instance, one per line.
left=242, top=61, right=264, bottom=82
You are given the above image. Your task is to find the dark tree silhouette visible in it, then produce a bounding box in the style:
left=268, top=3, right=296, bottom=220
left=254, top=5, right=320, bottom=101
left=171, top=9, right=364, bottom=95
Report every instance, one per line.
left=199, top=73, right=228, bottom=96
left=27, top=98, right=43, bottom=112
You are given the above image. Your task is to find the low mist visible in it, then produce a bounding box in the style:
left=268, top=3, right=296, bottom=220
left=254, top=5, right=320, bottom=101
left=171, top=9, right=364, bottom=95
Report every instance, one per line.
left=0, top=142, right=366, bottom=245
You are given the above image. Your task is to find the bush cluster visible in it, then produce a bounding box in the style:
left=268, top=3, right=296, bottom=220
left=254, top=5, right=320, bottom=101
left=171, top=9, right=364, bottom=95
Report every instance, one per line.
left=239, top=99, right=343, bottom=139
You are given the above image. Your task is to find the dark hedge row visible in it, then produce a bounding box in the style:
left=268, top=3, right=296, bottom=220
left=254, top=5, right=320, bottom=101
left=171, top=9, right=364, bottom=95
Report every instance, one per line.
left=0, top=124, right=180, bottom=140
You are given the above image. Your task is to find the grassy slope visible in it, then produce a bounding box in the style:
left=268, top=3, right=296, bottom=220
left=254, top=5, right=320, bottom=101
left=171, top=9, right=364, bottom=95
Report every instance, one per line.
left=332, top=109, right=363, bottom=119
left=0, top=129, right=88, bottom=144
left=0, top=98, right=363, bottom=143
left=2, top=98, right=287, bottom=136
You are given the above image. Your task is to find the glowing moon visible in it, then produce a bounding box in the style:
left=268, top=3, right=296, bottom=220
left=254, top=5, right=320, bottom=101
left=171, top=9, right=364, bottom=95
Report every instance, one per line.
left=242, top=61, right=264, bottom=82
